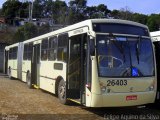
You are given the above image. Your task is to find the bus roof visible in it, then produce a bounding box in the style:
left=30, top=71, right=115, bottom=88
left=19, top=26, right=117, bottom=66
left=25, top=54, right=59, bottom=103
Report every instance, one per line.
left=90, top=19, right=148, bottom=28
left=5, top=43, right=20, bottom=50
left=23, top=19, right=148, bottom=44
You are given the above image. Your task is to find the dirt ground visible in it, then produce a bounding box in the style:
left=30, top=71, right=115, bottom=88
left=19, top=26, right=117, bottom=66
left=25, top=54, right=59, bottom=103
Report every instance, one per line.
left=0, top=73, right=160, bottom=120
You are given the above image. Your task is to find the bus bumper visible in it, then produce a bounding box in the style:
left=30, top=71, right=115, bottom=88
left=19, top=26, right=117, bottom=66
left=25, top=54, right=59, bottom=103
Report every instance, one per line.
left=90, top=91, right=156, bottom=107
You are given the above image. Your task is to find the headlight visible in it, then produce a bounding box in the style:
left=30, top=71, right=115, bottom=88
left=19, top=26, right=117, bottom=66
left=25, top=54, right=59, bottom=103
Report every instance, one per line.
left=149, top=86, right=154, bottom=91
left=101, top=86, right=106, bottom=93
left=100, top=82, right=111, bottom=94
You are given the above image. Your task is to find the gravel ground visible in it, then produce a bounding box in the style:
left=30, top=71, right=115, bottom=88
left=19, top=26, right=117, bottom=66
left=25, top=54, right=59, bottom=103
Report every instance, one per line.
left=0, top=73, right=160, bottom=120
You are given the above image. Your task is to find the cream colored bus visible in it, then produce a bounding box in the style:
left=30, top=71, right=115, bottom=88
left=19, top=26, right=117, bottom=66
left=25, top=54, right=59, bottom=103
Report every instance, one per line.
left=4, top=43, right=23, bottom=79
left=4, top=19, right=156, bottom=107
left=151, top=31, right=160, bottom=102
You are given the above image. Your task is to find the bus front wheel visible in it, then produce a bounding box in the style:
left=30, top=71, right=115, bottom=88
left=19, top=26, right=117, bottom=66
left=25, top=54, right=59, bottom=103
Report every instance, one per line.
left=26, top=73, right=32, bottom=89
left=58, top=80, right=68, bottom=104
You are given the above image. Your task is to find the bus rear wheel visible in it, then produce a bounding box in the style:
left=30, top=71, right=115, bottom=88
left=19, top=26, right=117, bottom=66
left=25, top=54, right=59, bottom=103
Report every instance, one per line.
left=58, top=80, right=68, bottom=104
left=26, top=73, right=32, bottom=88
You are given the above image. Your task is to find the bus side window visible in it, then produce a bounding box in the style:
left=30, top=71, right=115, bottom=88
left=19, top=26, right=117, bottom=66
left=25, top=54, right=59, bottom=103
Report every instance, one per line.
left=41, top=38, right=48, bottom=61
left=23, top=44, right=28, bottom=60
left=28, top=43, right=33, bottom=60
left=12, top=47, right=17, bottom=59
left=9, top=48, right=12, bottom=60
left=57, top=34, right=68, bottom=62
left=9, top=47, right=18, bottom=60
left=48, top=36, right=57, bottom=61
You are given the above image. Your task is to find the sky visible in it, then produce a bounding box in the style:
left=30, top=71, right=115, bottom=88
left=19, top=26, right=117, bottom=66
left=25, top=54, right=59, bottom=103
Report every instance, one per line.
left=0, top=0, right=160, bottom=15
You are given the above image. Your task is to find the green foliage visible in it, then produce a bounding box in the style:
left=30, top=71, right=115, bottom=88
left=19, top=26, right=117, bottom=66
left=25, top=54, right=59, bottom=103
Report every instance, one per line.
left=66, top=0, right=87, bottom=24
left=147, top=14, right=160, bottom=31
left=132, top=13, right=148, bottom=25
left=111, top=7, right=134, bottom=20
left=38, top=23, right=50, bottom=35
left=33, top=0, right=44, bottom=18
left=0, top=9, right=2, bottom=16
left=1, top=0, right=160, bottom=43
left=52, top=0, right=68, bottom=24
left=86, top=4, right=110, bottom=19
left=13, top=23, right=38, bottom=42
left=69, top=0, right=87, bottom=8
left=2, top=0, right=22, bottom=18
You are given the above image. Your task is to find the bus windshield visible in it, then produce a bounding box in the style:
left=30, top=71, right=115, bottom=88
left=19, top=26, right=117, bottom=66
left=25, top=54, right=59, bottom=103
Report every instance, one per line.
left=96, top=35, right=155, bottom=77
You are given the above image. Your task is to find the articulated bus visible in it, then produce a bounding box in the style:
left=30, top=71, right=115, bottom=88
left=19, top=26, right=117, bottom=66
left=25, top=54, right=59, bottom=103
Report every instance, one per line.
left=151, top=31, right=160, bottom=102
left=4, top=19, right=156, bottom=107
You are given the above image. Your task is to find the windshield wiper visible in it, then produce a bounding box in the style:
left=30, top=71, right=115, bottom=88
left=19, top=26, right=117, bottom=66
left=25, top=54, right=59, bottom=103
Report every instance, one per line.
left=136, top=36, right=141, bottom=64
left=108, top=33, right=126, bottom=63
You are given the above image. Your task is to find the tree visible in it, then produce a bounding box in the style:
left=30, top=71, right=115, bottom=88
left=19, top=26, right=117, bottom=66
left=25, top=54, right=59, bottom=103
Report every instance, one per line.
left=42, top=0, right=53, bottom=18
left=2, top=0, right=22, bottom=21
left=52, top=0, right=68, bottom=24
left=118, top=7, right=133, bottom=20
left=110, top=10, right=120, bottom=19
left=132, top=13, right=148, bottom=25
left=38, top=23, right=50, bottom=35
left=67, top=0, right=87, bottom=24
left=85, top=4, right=110, bottom=19
left=0, top=9, right=2, bottom=16
left=13, top=26, right=25, bottom=42
left=33, top=0, right=44, bottom=18
left=147, top=14, right=160, bottom=31
left=97, top=4, right=110, bottom=18
left=13, top=23, right=38, bottom=42
left=19, top=2, right=29, bottom=18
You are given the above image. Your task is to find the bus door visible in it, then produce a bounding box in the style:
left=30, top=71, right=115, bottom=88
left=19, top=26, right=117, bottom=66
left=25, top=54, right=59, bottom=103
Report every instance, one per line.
left=4, top=50, right=9, bottom=74
left=67, top=34, right=87, bottom=104
left=31, top=43, right=40, bottom=86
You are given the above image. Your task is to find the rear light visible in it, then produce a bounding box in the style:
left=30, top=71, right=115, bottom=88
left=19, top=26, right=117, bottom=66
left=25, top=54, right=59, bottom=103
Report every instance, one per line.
left=86, top=83, right=91, bottom=88
left=86, top=83, right=91, bottom=91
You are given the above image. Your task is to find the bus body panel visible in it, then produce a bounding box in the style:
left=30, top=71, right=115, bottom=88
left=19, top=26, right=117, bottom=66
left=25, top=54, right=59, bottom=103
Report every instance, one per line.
left=17, top=43, right=23, bottom=80
left=90, top=92, right=156, bottom=107
left=22, top=60, right=31, bottom=82
left=85, top=87, right=92, bottom=107
left=8, top=60, right=18, bottom=78
left=7, top=43, right=20, bottom=79
left=39, top=61, right=67, bottom=93
left=99, top=77, right=156, bottom=93
left=90, top=56, right=156, bottom=107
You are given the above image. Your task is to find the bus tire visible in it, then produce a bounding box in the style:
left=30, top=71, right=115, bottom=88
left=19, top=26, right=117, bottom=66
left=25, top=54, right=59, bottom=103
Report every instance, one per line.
left=58, top=80, right=68, bottom=105
left=26, top=72, right=32, bottom=89
left=8, top=68, right=12, bottom=79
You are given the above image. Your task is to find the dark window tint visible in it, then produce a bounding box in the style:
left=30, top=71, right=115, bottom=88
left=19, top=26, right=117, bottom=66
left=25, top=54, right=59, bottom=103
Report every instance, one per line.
left=9, top=47, right=18, bottom=60
left=41, top=38, right=48, bottom=60
left=23, top=43, right=33, bottom=60
left=48, top=36, right=57, bottom=60
left=28, top=43, right=33, bottom=60
left=93, top=23, right=149, bottom=36
left=57, top=34, right=68, bottom=61
left=23, top=44, right=28, bottom=60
